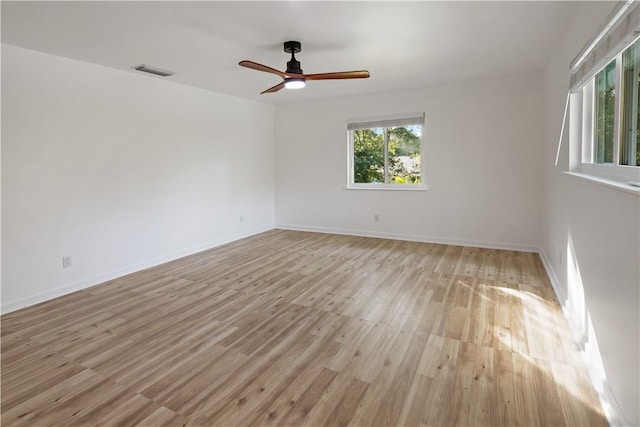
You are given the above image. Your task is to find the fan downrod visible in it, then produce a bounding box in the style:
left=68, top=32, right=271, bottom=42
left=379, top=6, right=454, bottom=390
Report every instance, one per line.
left=284, top=41, right=303, bottom=75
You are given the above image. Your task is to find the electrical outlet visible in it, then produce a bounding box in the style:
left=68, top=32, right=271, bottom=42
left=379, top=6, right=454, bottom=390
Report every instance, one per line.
left=373, top=214, right=379, bottom=222
left=62, top=255, right=72, bottom=269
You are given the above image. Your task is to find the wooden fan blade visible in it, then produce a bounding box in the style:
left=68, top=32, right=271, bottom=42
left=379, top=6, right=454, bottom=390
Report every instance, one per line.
left=239, top=60, right=286, bottom=78
left=260, top=82, right=285, bottom=94
left=304, top=70, right=370, bottom=80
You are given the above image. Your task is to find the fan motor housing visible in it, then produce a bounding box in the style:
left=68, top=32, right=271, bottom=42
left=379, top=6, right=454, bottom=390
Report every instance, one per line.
left=286, top=59, right=303, bottom=74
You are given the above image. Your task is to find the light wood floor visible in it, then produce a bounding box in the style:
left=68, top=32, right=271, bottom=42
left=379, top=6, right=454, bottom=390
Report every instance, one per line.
left=2, top=230, right=607, bottom=426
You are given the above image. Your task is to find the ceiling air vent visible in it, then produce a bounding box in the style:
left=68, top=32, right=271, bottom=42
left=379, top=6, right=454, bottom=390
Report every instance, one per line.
left=132, top=64, right=174, bottom=77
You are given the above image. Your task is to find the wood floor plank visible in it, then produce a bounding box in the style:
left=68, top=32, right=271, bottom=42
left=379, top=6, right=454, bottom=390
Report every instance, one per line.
left=278, top=368, right=339, bottom=426
left=395, top=373, right=433, bottom=427
left=1, top=230, right=608, bottom=426
left=346, top=328, right=416, bottom=427
left=494, top=347, right=518, bottom=427
left=244, top=338, right=342, bottom=427
left=369, top=331, right=428, bottom=426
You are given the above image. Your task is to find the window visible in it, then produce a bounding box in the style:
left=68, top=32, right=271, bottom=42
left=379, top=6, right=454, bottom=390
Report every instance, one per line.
left=347, top=114, right=425, bottom=189
left=590, top=41, right=640, bottom=166
left=573, top=37, right=640, bottom=184
left=621, top=40, right=640, bottom=166
left=566, top=1, right=640, bottom=188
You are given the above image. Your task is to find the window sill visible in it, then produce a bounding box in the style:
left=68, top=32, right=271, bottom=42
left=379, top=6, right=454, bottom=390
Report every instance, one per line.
left=345, top=184, right=427, bottom=191
left=563, top=171, right=640, bottom=195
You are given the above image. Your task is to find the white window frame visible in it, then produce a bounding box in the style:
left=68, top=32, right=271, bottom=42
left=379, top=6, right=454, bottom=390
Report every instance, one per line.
left=571, top=45, right=640, bottom=186
left=346, top=114, right=426, bottom=191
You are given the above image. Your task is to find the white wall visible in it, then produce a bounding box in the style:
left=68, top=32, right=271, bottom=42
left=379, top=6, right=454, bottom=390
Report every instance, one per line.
left=274, top=73, right=543, bottom=250
left=1, top=44, right=275, bottom=313
left=542, top=3, right=640, bottom=425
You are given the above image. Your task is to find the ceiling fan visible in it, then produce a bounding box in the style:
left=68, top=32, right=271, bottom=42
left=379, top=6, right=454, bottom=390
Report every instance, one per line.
left=239, top=41, right=370, bottom=94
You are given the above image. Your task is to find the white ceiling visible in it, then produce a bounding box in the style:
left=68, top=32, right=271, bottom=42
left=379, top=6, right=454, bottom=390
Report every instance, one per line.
left=2, top=1, right=581, bottom=104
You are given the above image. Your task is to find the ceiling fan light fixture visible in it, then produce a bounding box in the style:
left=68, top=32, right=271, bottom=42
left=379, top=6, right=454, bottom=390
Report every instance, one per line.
left=284, top=78, right=305, bottom=89
left=239, top=41, right=369, bottom=94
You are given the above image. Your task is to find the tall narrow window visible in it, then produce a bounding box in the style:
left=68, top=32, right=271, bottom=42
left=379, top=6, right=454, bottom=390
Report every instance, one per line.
left=348, top=114, right=424, bottom=189
left=594, top=60, right=616, bottom=164
left=621, top=40, right=640, bottom=166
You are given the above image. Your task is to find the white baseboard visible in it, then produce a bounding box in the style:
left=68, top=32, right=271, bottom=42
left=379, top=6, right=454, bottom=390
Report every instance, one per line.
left=538, top=249, right=567, bottom=302
left=275, top=223, right=540, bottom=252
left=538, top=250, right=629, bottom=427
left=1, top=225, right=273, bottom=315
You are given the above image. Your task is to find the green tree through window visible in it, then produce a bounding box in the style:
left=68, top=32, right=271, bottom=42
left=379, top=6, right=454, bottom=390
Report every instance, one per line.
left=353, top=128, right=384, bottom=183
left=352, top=126, right=422, bottom=184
